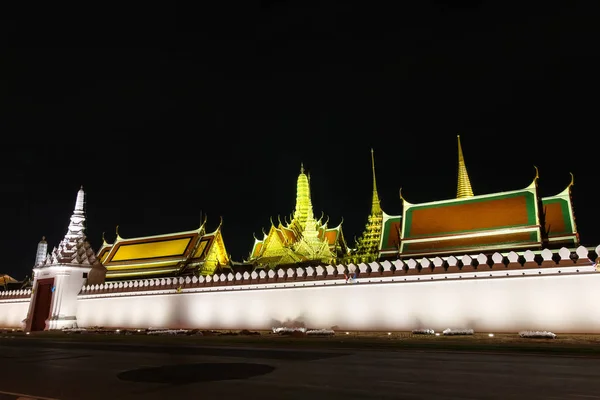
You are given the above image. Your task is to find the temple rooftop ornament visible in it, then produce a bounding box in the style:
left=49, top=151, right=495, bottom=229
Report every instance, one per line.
left=456, top=135, right=474, bottom=198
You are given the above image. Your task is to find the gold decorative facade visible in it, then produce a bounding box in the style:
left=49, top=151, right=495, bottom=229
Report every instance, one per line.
left=247, top=164, right=348, bottom=268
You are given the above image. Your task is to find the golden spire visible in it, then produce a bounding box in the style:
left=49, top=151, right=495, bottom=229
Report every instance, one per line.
left=370, top=148, right=382, bottom=215
left=350, top=150, right=384, bottom=264
left=456, top=135, right=474, bottom=198
left=293, top=163, right=314, bottom=228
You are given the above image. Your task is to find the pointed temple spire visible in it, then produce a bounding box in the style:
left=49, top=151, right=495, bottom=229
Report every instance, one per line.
left=370, top=148, right=382, bottom=215
left=293, top=163, right=314, bottom=229
left=65, top=186, right=87, bottom=240
left=35, top=186, right=100, bottom=267
left=351, top=149, right=385, bottom=263
left=456, top=135, right=474, bottom=198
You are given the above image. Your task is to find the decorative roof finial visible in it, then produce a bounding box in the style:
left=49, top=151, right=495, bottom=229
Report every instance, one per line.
left=115, top=225, right=120, bottom=237
left=300, top=162, right=304, bottom=174
left=569, top=172, right=575, bottom=187
left=370, top=148, right=382, bottom=215
left=456, top=135, right=474, bottom=198
left=534, top=165, right=539, bottom=180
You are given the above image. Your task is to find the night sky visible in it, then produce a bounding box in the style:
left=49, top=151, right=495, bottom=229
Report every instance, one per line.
left=3, top=2, right=599, bottom=279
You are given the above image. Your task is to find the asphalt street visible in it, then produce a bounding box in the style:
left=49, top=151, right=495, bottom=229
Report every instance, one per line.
left=1, top=337, right=600, bottom=399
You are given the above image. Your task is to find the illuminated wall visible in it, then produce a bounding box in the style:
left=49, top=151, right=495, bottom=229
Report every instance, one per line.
left=0, top=297, right=30, bottom=328
left=76, top=268, right=600, bottom=334
left=3, top=246, right=599, bottom=334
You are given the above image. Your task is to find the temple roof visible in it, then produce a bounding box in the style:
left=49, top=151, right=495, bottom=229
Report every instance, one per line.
left=542, top=174, right=578, bottom=247
left=100, top=217, right=230, bottom=278
left=400, top=176, right=542, bottom=257
left=0, top=274, right=19, bottom=285
left=379, top=211, right=402, bottom=258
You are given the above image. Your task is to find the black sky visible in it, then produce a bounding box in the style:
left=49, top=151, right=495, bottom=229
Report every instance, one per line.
left=2, top=1, right=599, bottom=279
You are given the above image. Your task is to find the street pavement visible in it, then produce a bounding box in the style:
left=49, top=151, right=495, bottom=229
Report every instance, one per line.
left=1, top=336, right=600, bottom=399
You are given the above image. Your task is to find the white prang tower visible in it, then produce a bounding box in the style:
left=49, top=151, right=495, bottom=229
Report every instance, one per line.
left=25, top=186, right=106, bottom=332
left=34, top=236, right=48, bottom=266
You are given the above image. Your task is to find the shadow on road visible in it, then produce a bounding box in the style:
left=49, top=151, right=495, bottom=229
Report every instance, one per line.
left=118, top=362, right=276, bottom=384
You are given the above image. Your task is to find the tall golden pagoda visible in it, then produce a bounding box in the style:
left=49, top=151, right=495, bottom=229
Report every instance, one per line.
left=352, top=149, right=383, bottom=262
left=349, top=150, right=402, bottom=263
left=247, top=164, right=348, bottom=268
left=456, top=135, right=474, bottom=198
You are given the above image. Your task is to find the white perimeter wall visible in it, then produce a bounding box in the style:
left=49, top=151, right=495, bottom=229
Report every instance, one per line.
left=0, top=299, right=30, bottom=328
left=76, top=272, right=600, bottom=334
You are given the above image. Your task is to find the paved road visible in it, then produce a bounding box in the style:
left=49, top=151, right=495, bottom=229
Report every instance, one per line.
left=1, top=337, right=600, bottom=399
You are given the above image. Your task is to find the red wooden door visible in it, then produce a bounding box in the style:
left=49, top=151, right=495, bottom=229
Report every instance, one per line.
left=31, top=278, right=54, bottom=331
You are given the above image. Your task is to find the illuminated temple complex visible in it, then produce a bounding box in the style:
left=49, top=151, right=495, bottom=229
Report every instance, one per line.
left=1, top=136, right=597, bottom=335
left=246, top=164, right=349, bottom=268
left=16, top=136, right=580, bottom=280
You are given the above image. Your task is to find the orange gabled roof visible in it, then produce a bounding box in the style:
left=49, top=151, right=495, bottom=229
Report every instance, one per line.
left=380, top=212, right=402, bottom=254
left=317, top=226, right=325, bottom=240
left=250, top=239, right=264, bottom=259
left=275, top=227, right=286, bottom=243
left=324, top=228, right=339, bottom=245
left=399, top=178, right=543, bottom=256
left=401, top=230, right=540, bottom=255
left=280, top=226, right=297, bottom=244
left=402, top=185, right=540, bottom=240
left=542, top=180, right=578, bottom=245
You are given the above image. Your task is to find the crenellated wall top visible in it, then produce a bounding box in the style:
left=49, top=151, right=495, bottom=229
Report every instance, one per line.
left=80, top=245, right=600, bottom=296
left=0, top=288, right=32, bottom=300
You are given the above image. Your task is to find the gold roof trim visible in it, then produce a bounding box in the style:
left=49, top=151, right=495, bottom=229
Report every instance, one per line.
left=399, top=187, right=412, bottom=206
left=111, top=225, right=205, bottom=243
left=569, top=172, right=575, bottom=187
left=527, top=166, right=540, bottom=189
